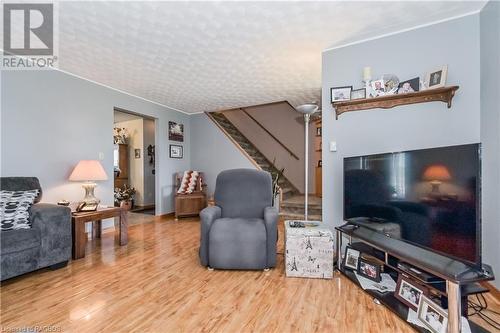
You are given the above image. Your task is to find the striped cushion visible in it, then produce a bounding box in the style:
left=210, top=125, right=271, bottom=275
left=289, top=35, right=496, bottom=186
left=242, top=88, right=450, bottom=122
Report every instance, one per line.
left=177, top=171, right=200, bottom=194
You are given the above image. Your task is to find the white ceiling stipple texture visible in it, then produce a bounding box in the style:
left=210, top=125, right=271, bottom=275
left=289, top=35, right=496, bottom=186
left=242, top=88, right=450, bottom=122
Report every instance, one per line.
left=58, top=1, right=485, bottom=114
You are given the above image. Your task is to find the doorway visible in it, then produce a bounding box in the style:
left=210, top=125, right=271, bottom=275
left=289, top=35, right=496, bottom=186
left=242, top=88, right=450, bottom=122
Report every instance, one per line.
left=113, top=108, right=157, bottom=216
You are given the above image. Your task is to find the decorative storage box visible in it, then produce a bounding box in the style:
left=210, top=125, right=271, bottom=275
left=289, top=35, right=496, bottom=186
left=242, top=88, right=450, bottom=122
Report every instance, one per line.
left=285, top=220, right=334, bottom=279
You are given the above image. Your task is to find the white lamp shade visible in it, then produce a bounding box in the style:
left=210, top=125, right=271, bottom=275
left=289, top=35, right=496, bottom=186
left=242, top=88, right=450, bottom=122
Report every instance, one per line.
left=295, top=103, right=319, bottom=115
left=69, top=160, right=108, bottom=181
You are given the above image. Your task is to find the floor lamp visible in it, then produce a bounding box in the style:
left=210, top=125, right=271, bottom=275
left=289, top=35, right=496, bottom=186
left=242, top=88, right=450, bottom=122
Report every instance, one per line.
left=295, top=103, right=319, bottom=221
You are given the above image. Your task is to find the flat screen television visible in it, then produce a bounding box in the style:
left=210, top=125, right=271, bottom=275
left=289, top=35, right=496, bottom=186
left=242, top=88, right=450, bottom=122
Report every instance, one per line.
left=343, top=143, right=481, bottom=267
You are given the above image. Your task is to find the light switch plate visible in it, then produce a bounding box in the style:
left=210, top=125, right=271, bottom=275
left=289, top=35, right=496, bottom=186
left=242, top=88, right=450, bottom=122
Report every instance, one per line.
left=329, top=141, right=337, bottom=152
left=98, top=152, right=105, bottom=160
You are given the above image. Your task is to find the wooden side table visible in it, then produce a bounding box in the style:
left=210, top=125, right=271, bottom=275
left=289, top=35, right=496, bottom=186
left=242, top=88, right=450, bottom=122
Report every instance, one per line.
left=71, top=207, right=128, bottom=259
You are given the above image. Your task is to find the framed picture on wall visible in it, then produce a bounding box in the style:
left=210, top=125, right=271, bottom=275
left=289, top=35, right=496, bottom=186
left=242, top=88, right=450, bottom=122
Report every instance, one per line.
left=134, top=149, right=141, bottom=159
left=168, top=121, right=184, bottom=142
left=169, top=145, right=183, bottom=159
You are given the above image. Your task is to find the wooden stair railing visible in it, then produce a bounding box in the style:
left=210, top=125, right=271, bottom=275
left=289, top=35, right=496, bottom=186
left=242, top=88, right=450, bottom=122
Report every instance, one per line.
left=240, top=109, right=300, bottom=160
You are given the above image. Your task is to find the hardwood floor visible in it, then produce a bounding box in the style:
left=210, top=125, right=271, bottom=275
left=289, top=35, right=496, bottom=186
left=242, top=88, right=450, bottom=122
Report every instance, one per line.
left=1, top=215, right=498, bottom=333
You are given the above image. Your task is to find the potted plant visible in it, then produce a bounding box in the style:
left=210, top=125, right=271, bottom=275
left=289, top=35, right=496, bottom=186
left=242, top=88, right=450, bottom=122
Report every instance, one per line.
left=269, top=158, right=285, bottom=208
left=114, top=185, right=136, bottom=210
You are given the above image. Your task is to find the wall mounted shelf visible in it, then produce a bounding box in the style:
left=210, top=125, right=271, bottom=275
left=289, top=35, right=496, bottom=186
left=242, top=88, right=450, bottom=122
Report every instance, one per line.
left=332, top=86, right=459, bottom=119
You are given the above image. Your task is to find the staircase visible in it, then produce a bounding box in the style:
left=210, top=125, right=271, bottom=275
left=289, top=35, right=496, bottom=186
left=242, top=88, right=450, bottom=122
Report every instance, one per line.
left=208, top=112, right=322, bottom=221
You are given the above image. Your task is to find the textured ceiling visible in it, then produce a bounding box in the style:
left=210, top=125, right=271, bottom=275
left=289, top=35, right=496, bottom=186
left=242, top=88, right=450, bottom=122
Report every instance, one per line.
left=57, top=1, right=485, bottom=114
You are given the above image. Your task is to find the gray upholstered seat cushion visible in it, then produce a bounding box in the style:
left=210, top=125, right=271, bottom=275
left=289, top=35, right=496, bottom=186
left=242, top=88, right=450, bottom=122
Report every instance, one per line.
left=208, top=217, right=267, bottom=269
left=1, top=228, right=41, bottom=254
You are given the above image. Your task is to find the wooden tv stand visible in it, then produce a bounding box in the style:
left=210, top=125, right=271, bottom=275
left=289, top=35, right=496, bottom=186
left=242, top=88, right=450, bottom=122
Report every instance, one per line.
left=335, top=223, right=495, bottom=333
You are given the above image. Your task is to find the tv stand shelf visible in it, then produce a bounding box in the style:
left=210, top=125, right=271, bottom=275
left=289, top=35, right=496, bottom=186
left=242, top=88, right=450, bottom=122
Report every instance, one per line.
left=335, top=223, right=494, bottom=333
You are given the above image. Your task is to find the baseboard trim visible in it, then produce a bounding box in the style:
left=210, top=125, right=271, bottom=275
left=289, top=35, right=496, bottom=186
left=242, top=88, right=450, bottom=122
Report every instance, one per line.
left=159, top=212, right=175, bottom=218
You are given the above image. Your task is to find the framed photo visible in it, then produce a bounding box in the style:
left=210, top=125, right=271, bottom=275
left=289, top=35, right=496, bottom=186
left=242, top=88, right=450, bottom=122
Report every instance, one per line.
left=417, top=295, right=448, bottom=333
left=342, top=246, right=361, bottom=270
left=316, top=127, right=322, bottom=136
left=397, top=77, right=420, bottom=94
left=395, top=275, right=428, bottom=310
left=134, top=149, right=141, bottom=159
left=370, top=79, right=385, bottom=97
left=357, top=258, right=381, bottom=282
left=331, top=86, right=353, bottom=102
left=169, top=145, right=183, bottom=159
left=351, top=88, right=366, bottom=100
left=168, top=121, right=184, bottom=142
left=426, top=65, right=448, bottom=89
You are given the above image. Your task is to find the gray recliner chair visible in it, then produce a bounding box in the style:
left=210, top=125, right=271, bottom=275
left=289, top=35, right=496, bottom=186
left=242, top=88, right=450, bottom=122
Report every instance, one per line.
left=0, top=177, right=72, bottom=281
left=199, top=169, right=278, bottom=270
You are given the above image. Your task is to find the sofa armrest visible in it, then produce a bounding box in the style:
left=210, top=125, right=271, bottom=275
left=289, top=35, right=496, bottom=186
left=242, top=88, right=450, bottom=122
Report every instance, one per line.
left=264, top=206, right=278, bottom=268
left=199, top=206, right=222, bottom=266
left=30, top=203, right=72, bottom=267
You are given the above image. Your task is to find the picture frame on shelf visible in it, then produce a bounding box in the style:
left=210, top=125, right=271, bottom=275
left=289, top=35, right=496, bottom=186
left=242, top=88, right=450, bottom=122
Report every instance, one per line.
left=357, top=258, right=381, bottom=282
left=370, top=79, right=385, bottom=97
left=351, top=88, right=366, bottom=100
left=331, top=86, right=353, bottom=102
left=417, top=295, right=448, bottom=333
left=169, top=145, right=183, bottom=159
left=395, top=275, right=428, bottom=311
left=342, top=246, right=360, bottom=271
left=397, top=77, right=420, bottom=94
left=425, top=65, right=448, bottom=89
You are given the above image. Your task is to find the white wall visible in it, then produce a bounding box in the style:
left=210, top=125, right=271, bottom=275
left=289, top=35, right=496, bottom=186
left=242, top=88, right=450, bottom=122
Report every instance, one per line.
left=115, top=118, right=145, bottom=206
left=190, top=113, right=256, bottom=196
left=480, top=1, right=500, bottom=289
left=1, top=70, right=190, bottom=221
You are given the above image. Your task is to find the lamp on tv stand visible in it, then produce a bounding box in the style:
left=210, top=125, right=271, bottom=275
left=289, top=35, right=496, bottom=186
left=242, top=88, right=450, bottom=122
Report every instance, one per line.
left=294, top=103, right=319, bottom=221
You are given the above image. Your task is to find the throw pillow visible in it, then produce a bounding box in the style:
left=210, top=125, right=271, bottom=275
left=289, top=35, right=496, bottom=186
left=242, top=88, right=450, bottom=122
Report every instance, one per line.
left=0, top=190, right=39, bottom=231
left=177, top=171, right=200, bottom=194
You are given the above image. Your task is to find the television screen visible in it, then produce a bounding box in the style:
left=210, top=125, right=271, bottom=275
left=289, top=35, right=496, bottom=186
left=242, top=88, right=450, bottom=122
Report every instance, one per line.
left=343, top=144, right=481, bottom=267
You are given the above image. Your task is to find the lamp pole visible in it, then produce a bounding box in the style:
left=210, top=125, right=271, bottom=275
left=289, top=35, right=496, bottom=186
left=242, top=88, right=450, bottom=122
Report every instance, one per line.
left=295, top=103, right=318, bottom=222
left=304, top=113, right=310, bottom=221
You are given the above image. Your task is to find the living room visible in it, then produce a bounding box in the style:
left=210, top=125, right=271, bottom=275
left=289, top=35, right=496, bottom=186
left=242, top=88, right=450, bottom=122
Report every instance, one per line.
left=1, top=1, right=499, bottom=333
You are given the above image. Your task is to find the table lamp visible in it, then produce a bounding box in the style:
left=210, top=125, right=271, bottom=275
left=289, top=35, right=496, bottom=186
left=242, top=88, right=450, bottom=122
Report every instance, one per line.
left=69, top=160, right=108, bottom=204
left=423, top=164, right=451, bottom=194
left=294, top=103, right=319, bottom=221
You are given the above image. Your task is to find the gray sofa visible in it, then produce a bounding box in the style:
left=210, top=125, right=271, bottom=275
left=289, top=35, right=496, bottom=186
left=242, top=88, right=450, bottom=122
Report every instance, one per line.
left=1, top=177, right=71, bottom=281
left=199, top=169, right=278, bottom=270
